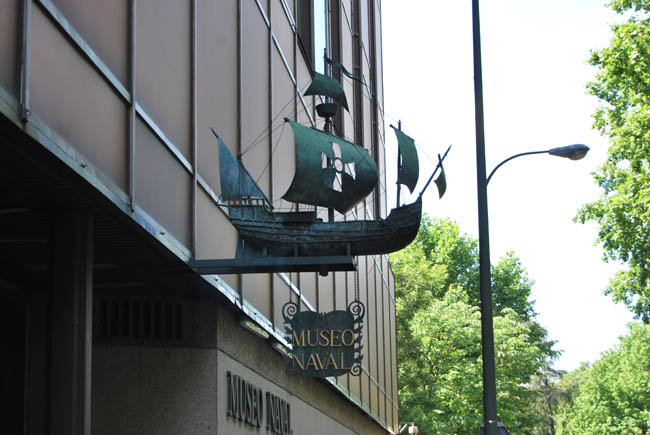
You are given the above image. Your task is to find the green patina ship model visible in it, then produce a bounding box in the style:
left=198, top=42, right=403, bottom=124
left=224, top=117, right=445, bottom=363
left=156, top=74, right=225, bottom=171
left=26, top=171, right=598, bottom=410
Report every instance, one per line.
left=215, top=71, right=448, bottom=259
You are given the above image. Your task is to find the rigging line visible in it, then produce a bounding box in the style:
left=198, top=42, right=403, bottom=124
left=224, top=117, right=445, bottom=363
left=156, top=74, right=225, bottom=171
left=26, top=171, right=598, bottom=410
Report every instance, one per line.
left=240, top=81, right=312, bottom=155
left=240, top=118, right=287, bottom=158
left=253, top=122, right=287, bottom=188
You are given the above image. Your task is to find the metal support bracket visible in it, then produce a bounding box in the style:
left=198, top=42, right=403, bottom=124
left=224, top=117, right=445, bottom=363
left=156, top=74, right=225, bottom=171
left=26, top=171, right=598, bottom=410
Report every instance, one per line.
left=189, top=255, right=357, bottom=276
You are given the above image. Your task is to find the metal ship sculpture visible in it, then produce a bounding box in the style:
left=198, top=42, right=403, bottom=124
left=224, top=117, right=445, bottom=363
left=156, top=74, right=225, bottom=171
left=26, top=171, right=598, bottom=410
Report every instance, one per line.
left=214, top=70, right=448, bottom=260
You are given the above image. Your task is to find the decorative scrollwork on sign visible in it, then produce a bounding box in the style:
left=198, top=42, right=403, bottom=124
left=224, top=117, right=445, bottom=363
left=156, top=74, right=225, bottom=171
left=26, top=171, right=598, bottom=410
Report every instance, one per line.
left=282, top=301, right=300, bottom=376
left=348, top=300, right=365, bottom=377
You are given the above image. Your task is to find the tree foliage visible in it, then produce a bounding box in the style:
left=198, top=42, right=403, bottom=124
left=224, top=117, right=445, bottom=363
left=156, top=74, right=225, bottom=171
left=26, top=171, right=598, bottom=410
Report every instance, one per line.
left=554, top=323, right=650, bottom=434
left=577, top=0, right=650, bottom=321
left=392, top=216, right=555, bottom=434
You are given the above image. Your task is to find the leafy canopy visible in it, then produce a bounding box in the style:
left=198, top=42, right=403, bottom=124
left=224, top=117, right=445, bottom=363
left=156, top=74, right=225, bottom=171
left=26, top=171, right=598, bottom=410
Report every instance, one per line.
left=577, top=0, right=650, bottom=321
left=554, top=322, right=650, bottom=434
left=392, top=215, right=556, bottom=434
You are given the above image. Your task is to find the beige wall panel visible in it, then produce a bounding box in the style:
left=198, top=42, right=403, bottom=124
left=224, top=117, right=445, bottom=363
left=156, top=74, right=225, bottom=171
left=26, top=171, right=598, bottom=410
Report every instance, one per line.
left=30, top=7, right=128, bottom=190
left=196, top=188, right=237, bottom=259
left=271, top=51, right=295, bottom=204
left=243, top=273, right=271, bottom=322
left=367, top=262, right=378, bottom=380
left=379, top=391, right=386, bottom=425
left=136, top=0, right=191, bottom=160
left=349, top=370, right=361, bottom=405
left=296, top=60, right=312, bottom=121
left=363, top=95, right=372, bottom=150
left=0, top=0, right=20, bottom=98
left=221, top=274, right=239, bottom=297
left=299, top=272, right=317, bottom=312
left=376, top=266, right=385, bottom=383
left=92, top=346, right=217, bottom=435
left=135, top=118, right=191, bottom=248
left=241, top=0, right=271, bottom=199
left=197, top=0, right=237, bottom=194
left=361, top=372, right=370, bottom=408
left=341, top=0, right=352, bottom=28
left=369, top=382, right=378, bottom=418
left=360, top=0, right=369, bottom=57
left=272, top=0, right=293, bottom=65
left=390, top=300, right=398, bottom=413
left=53, top=0, right=128, bottom=85
left=374, top=1, right=383, bottom=110
left=317, top=273, right=333, bottom=313
left=334, top=271, right=347, bottom=311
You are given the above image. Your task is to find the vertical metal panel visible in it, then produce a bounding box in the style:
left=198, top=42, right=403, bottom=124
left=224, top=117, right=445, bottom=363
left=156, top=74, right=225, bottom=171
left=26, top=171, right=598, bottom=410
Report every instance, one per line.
left=390, top=281, right=399, bottom=430
left=369, top=382, right=378, bottom=420
left=237, top=0, right=244, bottom=304
left=0, top=0, right=21, bottom=98
left=135, top=118, right=192, bottom=248
left=191, top=0, right=197, bottom=256
left=359, top=0, right=369, bottom=59
left=240, top=0, right=270, bottom=197
left=128, top=0, right=136, bottom=210
left=52, top=0, right=128, bottom=85
left=196, top=0, right=237, bottom=196
left=268, top=0, right=275, bottom=326
left=367, top=257, right=378, bottom=387
left=20, top=0, right=31, bottom=121
left=30, top=6, right=128, bottom=190
left=136, top=0, right=191, bottom=160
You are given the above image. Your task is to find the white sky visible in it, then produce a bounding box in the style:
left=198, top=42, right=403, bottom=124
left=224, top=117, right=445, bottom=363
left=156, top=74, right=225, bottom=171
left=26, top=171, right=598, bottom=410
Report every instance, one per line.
left=382, top=0, right=635, bottom=372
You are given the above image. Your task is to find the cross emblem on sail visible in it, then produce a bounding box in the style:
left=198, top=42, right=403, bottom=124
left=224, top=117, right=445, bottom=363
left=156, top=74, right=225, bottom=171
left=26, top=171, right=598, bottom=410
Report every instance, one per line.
left=322, top=142, right=356, bottom=192
left=282, top=120, right=377, bottom=214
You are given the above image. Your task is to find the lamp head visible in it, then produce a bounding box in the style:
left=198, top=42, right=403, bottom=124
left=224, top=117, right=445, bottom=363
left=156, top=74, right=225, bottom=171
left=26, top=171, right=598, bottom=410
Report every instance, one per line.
left=548, top=144, right=589, bottom=161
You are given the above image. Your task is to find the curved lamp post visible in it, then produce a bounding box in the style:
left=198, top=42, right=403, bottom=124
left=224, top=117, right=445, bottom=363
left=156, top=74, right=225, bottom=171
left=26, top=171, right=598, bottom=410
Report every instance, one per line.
left=487, top=144, right=590, bottom=185
left=472, top=2, right=588, bottom=434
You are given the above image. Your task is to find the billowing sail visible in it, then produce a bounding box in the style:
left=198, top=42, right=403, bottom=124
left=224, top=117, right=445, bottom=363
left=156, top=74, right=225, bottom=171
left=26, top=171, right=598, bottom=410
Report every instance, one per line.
left=391, top=126, right=419, bottom=193
left=282, top=120, right=377, bottom=214
left=215, top=130, right=271, bottom=204
left=304, top=72, right=349, bottom=111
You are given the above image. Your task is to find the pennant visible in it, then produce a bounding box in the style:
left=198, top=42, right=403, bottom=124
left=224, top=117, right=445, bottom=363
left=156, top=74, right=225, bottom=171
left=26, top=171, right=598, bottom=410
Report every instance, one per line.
left=434, top=154, right=447, bottom=199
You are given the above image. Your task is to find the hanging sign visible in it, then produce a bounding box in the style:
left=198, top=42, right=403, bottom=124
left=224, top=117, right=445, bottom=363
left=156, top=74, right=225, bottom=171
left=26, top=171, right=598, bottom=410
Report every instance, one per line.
left=282, top=301, right=364, bottom=377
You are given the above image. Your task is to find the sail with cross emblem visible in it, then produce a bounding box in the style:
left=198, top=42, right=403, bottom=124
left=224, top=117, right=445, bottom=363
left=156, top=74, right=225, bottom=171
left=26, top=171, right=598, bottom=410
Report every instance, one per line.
left=282, top=120, right=378, bottom=214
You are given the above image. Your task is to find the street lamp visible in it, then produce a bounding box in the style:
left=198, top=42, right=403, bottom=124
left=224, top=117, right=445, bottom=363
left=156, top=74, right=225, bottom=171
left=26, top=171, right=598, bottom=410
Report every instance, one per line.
left=487, top=144, right=590, bottom=185
left=471, top=2, right=588, bottom=435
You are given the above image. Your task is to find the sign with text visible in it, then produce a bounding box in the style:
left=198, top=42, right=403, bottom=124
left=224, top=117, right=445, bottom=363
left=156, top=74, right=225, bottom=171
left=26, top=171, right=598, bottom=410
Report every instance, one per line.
left=282, top=301, right=364, bottom=377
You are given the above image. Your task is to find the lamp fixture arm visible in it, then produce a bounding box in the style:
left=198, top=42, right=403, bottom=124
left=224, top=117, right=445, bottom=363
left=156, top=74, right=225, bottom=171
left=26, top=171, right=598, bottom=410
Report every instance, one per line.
left=486, top=150, right=548, bottom=185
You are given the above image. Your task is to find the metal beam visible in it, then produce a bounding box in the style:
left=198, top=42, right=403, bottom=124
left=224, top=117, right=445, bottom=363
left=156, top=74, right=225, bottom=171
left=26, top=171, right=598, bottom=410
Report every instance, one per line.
left=189, top=255, right=357, bottom=276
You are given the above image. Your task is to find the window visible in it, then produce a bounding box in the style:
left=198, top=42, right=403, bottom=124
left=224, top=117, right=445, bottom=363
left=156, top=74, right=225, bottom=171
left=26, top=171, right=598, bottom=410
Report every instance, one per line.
left=297, top=0, right=329, bottom=73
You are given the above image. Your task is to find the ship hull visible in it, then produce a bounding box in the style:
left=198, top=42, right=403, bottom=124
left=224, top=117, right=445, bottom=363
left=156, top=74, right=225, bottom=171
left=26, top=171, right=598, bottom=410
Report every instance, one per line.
left=228, top=198, right=422, bottom=257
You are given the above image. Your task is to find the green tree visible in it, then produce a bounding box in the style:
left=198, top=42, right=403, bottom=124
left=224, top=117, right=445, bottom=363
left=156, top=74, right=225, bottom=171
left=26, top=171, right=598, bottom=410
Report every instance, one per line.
left=577, top=0, right=650, bottom=321
left=392, top=216, right=555, bottom=434
left=555, top=323, right=650, bottom=434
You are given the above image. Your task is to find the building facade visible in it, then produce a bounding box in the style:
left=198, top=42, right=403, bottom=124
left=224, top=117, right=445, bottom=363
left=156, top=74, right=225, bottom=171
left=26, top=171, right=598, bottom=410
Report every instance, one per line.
left=0, top=0, right=398, bottom=433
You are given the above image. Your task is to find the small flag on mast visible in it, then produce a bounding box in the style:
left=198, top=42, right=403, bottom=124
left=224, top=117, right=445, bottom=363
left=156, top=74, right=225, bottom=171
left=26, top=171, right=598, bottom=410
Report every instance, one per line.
left=434, top=153, right=447, bottom=199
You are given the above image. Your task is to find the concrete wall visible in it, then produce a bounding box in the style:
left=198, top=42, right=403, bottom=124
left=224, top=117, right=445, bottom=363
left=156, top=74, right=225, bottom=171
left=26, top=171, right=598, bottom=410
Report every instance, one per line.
left=92, top=300, right=387, bottom=434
